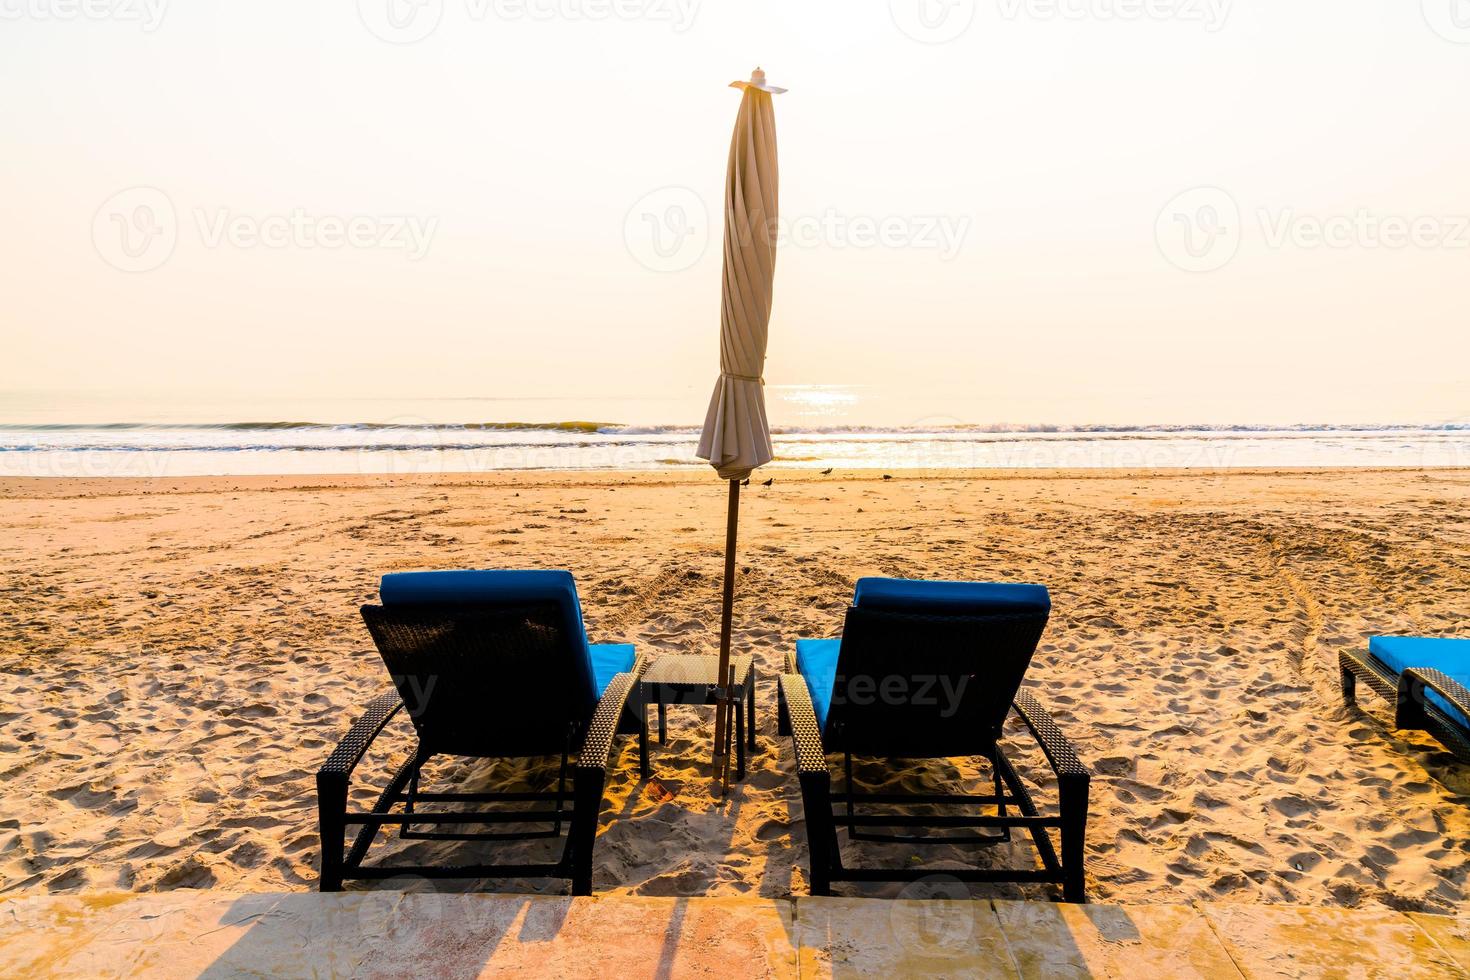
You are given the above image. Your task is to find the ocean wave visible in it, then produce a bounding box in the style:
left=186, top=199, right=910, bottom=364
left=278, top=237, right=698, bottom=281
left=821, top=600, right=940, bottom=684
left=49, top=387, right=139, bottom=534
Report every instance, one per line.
left=3, top=420, right=1467, bottom=436
left=0, top=440, right=688, bottom=453
left=0, top=420, right=617, bottom=434
left=5, top=426, right=1469, bottom=457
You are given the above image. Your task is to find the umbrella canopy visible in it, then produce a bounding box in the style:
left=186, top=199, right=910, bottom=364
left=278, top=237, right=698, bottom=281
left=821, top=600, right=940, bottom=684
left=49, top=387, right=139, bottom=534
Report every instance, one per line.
left=696, top=69, right=780, bottom=480
left=696, top=69, right=783, bottom=794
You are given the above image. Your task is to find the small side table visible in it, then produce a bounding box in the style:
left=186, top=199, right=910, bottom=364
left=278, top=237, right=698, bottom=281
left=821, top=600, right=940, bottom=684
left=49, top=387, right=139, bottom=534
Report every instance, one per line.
left=640, top=655, right=757, bottom=780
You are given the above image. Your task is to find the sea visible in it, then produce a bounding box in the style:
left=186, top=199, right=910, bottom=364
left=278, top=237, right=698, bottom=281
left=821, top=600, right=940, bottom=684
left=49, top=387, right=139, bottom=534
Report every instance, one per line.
left=2, top=388, right=1466, bottom=478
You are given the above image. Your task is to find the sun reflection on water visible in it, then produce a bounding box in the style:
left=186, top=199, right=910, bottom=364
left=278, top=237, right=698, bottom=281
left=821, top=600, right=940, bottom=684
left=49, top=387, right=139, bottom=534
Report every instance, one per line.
left=770, top=385, right=861, bottom=418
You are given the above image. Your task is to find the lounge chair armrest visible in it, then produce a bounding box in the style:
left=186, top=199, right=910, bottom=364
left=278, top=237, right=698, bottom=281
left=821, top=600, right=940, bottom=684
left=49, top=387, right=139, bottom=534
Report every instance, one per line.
left=577, top=671, right=637, bottom=772
left=1399, top=668, right=1470, bottom=729
left=318, top=691, right=404, bottom=782
left=780, top=674, right=828, bottom=774
left=1013, top=690, right=1089, bottom=782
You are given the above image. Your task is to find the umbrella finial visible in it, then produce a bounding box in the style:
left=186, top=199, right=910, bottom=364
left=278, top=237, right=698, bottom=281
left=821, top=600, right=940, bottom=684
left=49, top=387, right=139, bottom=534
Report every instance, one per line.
left=731, top=67, right=787, bottom=95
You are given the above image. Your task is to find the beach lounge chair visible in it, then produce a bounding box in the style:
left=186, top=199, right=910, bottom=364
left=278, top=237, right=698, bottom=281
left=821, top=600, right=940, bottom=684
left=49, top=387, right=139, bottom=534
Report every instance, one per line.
left=777, top=578, right=1090, bottom=902
left=1340, top=636, right=1470, bottom=763
left=316, top=570, right=648, bottom=894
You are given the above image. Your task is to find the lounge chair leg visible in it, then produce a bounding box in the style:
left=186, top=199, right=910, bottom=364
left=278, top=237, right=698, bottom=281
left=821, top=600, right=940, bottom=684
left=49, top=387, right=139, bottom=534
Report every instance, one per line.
left=569, top=770, right=604, bottom=896
left=735, top=695, right=746, bottom=780
left=799, top=770, right=837, bottom=897
left=316, top=773, right=347, bottom=893
left=747, top=678, right=757, bottom=751
left=1339, top=653, right=1357, bottom=704
left=777, top=682, right=791, bottom=737
left=1395, top=672, right=1430, bottom=731
left=1059, top=772, right=1089, bottom=903
left=639, top=699, right=650, bottom=778
left=990, top=753, right=1012, bottom=843
left=658, top=700, right=667, bottom=745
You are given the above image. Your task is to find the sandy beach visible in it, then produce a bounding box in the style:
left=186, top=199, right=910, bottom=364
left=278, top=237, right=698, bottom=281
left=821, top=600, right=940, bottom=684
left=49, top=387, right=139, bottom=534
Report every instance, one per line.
left=2, top=467, right=1468, bottom=913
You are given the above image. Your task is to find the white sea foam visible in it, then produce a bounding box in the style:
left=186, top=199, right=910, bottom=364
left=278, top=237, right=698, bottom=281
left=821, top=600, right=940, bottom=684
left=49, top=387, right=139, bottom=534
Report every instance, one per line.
left=2, top=419, right=1467, bottom=477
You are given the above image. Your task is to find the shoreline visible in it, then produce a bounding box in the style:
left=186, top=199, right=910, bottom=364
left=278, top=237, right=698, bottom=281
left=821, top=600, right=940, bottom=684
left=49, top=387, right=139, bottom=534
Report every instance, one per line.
left=3, top=464, right=1467, bottom=498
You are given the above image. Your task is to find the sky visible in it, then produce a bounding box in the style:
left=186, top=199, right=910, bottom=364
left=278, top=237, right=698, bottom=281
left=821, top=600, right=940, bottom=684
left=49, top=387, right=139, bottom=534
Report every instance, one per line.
left=3, top=0, right=1468, bottom=426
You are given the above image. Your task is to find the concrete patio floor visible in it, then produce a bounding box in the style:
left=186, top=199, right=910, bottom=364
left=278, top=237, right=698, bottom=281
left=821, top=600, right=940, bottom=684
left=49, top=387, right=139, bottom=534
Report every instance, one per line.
left=1, top=891, right=1466, bottom=977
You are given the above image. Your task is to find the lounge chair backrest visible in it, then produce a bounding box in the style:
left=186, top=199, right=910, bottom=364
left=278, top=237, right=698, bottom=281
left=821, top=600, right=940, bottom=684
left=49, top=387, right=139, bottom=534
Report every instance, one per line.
left=362, top=570, right=599, bottom=756
left=826, top=578, right=1051, bottom=756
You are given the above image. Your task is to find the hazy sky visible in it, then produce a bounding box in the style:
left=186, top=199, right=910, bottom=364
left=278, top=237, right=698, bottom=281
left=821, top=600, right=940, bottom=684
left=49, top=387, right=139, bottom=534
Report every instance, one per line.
left=4, top=1, right=1468, bottom=425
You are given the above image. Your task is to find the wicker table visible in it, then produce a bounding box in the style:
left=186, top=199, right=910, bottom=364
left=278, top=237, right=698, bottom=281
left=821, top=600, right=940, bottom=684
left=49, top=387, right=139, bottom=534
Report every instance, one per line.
left=640, top=655, right=757, bottom=780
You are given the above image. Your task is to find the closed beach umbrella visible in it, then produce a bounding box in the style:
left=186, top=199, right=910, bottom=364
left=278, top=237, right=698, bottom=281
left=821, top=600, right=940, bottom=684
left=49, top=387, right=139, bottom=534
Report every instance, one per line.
left=697, top=67, right=785, bottom=793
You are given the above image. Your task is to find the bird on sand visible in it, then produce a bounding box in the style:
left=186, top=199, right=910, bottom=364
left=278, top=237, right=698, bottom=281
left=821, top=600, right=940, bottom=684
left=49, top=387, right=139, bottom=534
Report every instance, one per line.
left=761, top=477, right=774, bottom=487
left=740, top=477, right=750, bottom=487
left=820, top=467, right=833, bottom=475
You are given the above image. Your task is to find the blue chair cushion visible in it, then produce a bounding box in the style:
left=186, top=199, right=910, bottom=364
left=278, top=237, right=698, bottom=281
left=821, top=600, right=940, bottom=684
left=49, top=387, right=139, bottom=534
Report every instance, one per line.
left=1369, top=635, right=1470, bottom=728
left=379, top=569, right=598, bottom=708
left=589, top=643, right=636, bottom=697
left=793, top=579, right=1052, bottom=732
left=795, top=638, right=842, bottom=732
left=853, top=578, right=1051, bottom=615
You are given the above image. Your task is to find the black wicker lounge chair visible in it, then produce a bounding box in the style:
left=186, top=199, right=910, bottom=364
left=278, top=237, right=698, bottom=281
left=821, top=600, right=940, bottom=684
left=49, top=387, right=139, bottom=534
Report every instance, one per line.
left=777, top=578, right=1090, bottom=902
left=1340, top=635, right=1470, bottom=764
left=316, top=570, right=648, bottom=895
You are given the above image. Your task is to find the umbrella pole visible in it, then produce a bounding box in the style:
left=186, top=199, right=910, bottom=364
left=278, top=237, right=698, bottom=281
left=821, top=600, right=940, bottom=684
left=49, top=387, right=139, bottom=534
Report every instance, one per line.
left=711, top=478, right=740, bottom=796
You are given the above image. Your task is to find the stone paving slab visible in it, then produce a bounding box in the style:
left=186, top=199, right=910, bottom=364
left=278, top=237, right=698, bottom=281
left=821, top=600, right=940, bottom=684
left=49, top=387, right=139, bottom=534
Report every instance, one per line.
left=0, top=892, right=797, bottom=978
left=1408, top=912, right=1470, bottom=973
left=2, top=891, right=1467, bottom=978
left=793, top=896, right=1018, bottom=976
left=992, top=900, right=1242, bottom=978
left=1200, top=903, right=1464, bottom=979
